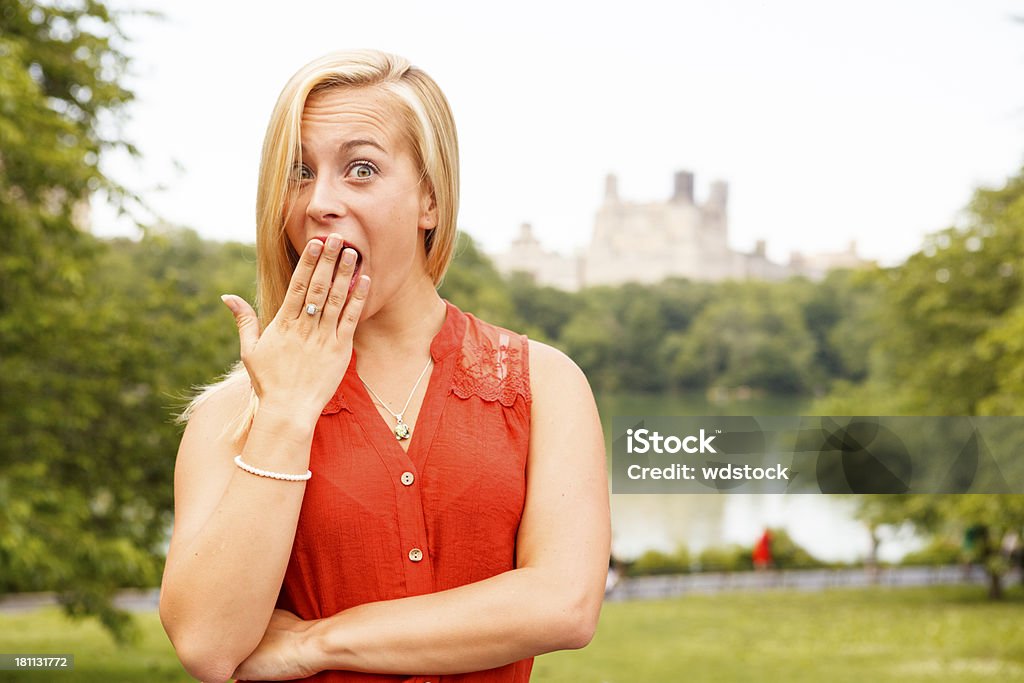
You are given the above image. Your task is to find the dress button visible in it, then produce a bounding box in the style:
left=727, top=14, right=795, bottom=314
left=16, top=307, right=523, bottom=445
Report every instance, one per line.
left=408, top=548, right=424, bottom=562
left=401, top=471, right=415, bottom=486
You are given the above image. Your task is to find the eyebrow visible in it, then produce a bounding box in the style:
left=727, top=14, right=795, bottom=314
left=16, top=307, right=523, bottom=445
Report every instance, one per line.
left=339, top=139, right=387, bottom=155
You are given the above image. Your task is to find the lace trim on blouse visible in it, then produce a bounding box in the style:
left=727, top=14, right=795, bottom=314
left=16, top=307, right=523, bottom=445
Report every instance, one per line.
left=451, top=329, right=531, bottom=408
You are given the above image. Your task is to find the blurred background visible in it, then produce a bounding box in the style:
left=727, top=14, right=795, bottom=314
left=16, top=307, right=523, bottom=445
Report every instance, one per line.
left=2, top=1, right=1023, bottom=680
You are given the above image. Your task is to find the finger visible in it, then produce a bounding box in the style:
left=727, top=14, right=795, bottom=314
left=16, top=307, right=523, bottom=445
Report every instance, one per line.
left=320, top=246, right=358, bottom=326
left=222, top=294, right=260, bottom=358
left=300, top=233, right=343, bottom=323
left=337, top=275, right=370, bottom=339
left=280, top=239, right=324, bottom=319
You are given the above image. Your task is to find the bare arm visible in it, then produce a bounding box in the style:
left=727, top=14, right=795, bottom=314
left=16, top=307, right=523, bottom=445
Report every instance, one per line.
left=159, top=237, right=368, bottom=683
left=234, top=340, right=611, bottom=679
left=159, top=384, right=314, bottom=683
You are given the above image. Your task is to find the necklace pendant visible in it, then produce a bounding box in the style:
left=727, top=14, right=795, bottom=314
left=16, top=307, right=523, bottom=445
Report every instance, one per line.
left=394, top=418, right=411, bottom=441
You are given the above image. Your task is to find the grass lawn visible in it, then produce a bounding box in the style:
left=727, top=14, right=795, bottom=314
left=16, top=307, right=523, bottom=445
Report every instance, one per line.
left=0, top=585, right=1021, bottom=682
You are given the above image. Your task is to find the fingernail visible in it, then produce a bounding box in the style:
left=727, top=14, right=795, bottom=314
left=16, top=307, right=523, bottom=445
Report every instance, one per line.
left=327, top=234, right=341, bottom=250
left=309, top=240, right=323, bottom=255
left=342, top=248, right=356, bottom=266
left=220, top=294, right=237, bottom=312
left=356, top=275, right=369, bottom=295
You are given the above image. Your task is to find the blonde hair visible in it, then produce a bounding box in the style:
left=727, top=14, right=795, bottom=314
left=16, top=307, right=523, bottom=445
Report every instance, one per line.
left=178, top=50, right=460, bottom=437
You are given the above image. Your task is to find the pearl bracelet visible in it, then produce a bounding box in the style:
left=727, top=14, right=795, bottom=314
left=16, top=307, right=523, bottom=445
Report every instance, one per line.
left=233, top=455, right=312, bottom=482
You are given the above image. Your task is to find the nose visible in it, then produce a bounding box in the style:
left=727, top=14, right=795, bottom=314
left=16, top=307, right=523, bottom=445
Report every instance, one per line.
left=305, top=175, right=349, bottom=224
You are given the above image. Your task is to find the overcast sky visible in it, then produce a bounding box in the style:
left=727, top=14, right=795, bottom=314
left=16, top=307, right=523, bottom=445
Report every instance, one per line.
left=94, top=0, right=1024, bottom=266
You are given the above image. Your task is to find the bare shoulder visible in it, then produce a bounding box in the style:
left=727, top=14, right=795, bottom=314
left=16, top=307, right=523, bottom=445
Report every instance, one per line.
left=180, top=371, right=252, bottom=449
left=527, top=339, right=595, bottom=408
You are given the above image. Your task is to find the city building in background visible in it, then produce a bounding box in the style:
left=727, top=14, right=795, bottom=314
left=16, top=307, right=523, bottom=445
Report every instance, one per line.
left=491, top=171, right=873, bottom=291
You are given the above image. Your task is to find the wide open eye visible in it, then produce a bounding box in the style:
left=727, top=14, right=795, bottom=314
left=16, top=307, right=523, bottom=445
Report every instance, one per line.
left=291, top=163, right=314, bottom=182
left=346, top=161, right=380, bottom=180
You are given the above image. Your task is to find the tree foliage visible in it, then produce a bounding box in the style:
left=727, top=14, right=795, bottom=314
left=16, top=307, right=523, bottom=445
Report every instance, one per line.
left=0, top=0, right=158, bottom=639
left=668, top=281, right=817, bottom=393
left=0, top=225, right=254, bottom=638
left=436, top=233, right=518, bottom=326
left=815, top=164, right=1024, bottom=599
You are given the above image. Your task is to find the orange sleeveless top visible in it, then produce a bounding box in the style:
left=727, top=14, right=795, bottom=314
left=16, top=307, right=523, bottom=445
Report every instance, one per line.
left=262, top=301, right=533, bottom=682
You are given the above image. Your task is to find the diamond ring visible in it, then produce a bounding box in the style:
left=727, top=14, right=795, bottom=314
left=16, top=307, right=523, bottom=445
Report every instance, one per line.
left=305, top=303, right=319, bottom=316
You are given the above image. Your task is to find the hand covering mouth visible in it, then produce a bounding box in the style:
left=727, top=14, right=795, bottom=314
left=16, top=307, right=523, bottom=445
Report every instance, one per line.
left=312, top=236, right=364, bottom=290
left=312, top=235, right=361, bottom=259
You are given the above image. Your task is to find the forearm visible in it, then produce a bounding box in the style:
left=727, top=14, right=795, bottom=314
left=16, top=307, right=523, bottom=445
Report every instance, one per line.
left=161, top=406, right=314, bottom=678
left=307, top=565, right=601, bottom=675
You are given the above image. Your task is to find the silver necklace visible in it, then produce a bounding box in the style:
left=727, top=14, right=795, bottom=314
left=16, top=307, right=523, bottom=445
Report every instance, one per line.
left=359, top=357, right=434, bottom=440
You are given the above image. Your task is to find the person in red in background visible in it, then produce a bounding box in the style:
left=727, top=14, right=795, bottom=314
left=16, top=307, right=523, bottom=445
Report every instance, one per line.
left=753, top=529, right=774, bottom=571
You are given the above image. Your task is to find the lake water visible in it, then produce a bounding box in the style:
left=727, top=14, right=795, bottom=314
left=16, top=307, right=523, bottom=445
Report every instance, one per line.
left=596, top=391, right=920, bottom=563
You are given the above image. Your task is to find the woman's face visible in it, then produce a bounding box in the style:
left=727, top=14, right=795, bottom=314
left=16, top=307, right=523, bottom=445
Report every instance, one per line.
left=284, top=86, right=436, bottom=318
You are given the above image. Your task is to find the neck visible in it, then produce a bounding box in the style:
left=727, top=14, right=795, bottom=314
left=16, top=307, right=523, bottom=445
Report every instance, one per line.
left=354, top=278, right=446, bottom=363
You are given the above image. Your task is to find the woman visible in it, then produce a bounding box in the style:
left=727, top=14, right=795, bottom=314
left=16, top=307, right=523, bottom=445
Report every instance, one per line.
left=159, top=49, right=610, bottom=683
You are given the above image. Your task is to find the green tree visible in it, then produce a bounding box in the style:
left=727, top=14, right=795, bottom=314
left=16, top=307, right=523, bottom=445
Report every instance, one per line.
left=0, top=0, right=165, bottom=638
left=625, top=547, right=692, bottom=577
left=505, top=271, right=578, bottom=343
left=610, top=284, right=671, bottom=392
left=0, top=225, right=255, bottom=639
left=0, top=9, right=268, bottom=638
left=853, top=495, right=1024, bottom=599
left=764, top=527, right=827, bottom=570
left=668, top=281, right=817, bottom=393
left=801, top=268, right=885, bottom=388
left=437, top=232, right=518, bottom=328
left=560, top=287, right=625, bottom=391
left=819, top=164, right=1024, bottom=599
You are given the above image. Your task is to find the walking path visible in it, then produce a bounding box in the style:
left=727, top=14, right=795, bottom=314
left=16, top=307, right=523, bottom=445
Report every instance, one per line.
left=0, top=566, right=1018, bottom=613
left=0, top=589, right=159, bottom=614
left=605, top=565, right=1020, bottom=602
